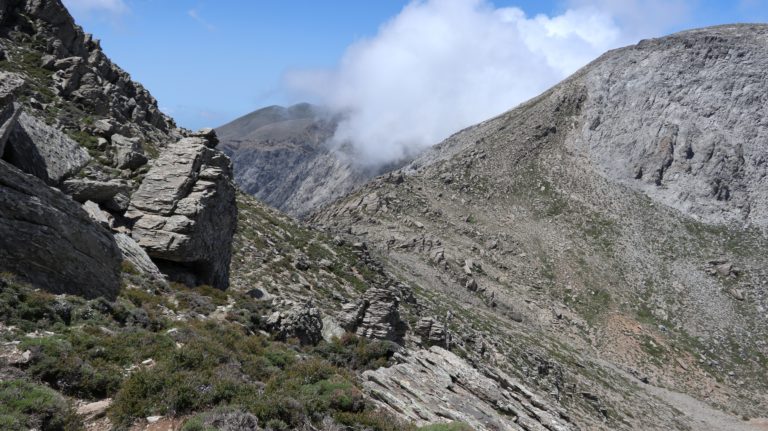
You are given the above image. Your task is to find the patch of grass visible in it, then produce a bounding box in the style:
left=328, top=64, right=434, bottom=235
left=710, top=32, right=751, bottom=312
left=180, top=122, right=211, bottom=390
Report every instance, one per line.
left=565, top=287, right=612, bottom=326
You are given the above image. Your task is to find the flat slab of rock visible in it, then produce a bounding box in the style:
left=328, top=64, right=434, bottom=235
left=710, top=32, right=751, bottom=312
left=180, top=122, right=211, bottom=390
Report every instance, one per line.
left=62, top=178, right=130, bottom=203
left=114, top=233, right=164, bottom=280
left=0, top=160, right=121, bottom=299
left=126, top=133, right=236, bottom=289
left=363, top=346, right=574, bottom=431
left=5, top=111, right=90, bottom=185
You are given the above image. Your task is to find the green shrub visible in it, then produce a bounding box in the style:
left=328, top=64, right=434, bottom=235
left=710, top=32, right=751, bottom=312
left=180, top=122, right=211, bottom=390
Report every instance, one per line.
left=20, top=336, right=122, bottom=399
left=0, top=380, right=81, bottom=431
left=312, top=333, right=396, bottom=370
left=335, top=409, right=415, bottom=431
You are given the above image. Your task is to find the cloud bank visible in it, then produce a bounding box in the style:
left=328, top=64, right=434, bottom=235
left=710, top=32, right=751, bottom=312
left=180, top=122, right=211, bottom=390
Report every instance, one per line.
left=286, top=0, right=688, bottom=166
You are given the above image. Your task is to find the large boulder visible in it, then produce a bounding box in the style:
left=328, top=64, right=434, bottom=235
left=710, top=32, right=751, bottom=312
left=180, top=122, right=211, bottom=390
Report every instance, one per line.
left=0, top=160, right=122, bottom=299
left=266, top=302, right=323, bottom=345
left=61, top=178, right=130, bottom=203
left=4, top=111, right=90, bottom=185
left=125, top=132, right=236, bottom=289
left=110, top=134, right=147, bottom=170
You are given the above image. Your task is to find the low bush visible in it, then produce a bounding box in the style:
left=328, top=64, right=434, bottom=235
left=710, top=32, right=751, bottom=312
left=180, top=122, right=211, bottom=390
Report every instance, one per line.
left=0, top=380, right=81, bottom=431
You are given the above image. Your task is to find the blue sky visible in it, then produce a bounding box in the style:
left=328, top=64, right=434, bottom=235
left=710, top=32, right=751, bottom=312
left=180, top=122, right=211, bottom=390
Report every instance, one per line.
left=65, top=0, right=768, bottom=134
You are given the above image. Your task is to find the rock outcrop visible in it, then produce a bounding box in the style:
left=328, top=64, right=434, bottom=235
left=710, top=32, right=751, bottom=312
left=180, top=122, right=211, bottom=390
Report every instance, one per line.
left=0, top=0, right=176, bottom=147
left=414, top=316, right=448, bottom=347
left=5, top=111, right=89, bottom=185
left=61, top=178, right=130, bottom=204
left=340, top=288, right=407, bottom=343
left=126, top=132, right=237, bottom=289
left=265, top=302, right=323, bottom=345
left=364, top=346, right=575, bottom=431
left=0, top=160, right=121, bottom=298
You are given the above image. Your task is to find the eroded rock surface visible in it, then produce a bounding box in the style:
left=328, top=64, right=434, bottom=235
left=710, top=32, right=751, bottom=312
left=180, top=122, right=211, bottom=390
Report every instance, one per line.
left=126, top=133, right=236, bottom=289
left=5, top=111, right=89, bottom=185
left=0, top=160, right=121, bottom=298
left=340, top=288, right=407, bottom=343
left=266, top=302, right=323, bottom=345
left=364, top=346, right=575, bottom=431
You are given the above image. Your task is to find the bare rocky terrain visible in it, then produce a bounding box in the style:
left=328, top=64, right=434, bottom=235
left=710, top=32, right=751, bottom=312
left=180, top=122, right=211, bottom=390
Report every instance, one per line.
left=313, top=24, right=768, bottom=430
left=0, top=1, right=766, bottom=430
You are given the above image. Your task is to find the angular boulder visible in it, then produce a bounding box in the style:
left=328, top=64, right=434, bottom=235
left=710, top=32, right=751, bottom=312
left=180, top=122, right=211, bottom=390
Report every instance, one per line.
left=340, top=287, right=408, bottom=343
left=4, top=111, right=90, bottom=185
left=110, top=134, right=147, bottom=170
left=266, top=302, right=323, bottom=345
left=114, top=233, right=164, bottom=281
left=61, top=178, right=130, bottom=203
left=126, top=132, right=236, bottom=289
left=0, top=160, right=122, bottom=299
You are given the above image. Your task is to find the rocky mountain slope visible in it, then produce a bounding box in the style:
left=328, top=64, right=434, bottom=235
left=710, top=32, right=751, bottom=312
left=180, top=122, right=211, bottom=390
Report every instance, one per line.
left=217, top=103, right=397, bottom=218
left=313, top=24, right=768, bottom=430
left=0, top=1, right=580, bottom=430
left=2, top=1, right=768, bottom=430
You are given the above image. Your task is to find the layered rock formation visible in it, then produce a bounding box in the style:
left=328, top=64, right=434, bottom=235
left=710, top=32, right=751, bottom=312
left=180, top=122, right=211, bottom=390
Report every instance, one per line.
left=340, top=287, right=408, bottom=343
left=364, top=346, right=574, bottom=431
left=126, top=131, right=237, bottom=289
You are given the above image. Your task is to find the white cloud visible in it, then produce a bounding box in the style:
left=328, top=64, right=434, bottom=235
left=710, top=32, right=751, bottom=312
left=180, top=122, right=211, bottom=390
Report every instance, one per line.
left=285, top=0, right=689, bottom=166
left=63, top=0, right=128, bottom=14
left=188, top=8, right=216, bottom=32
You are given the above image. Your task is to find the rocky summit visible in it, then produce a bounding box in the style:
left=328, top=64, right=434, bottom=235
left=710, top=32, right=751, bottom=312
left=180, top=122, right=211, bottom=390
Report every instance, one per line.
left=218, top=103, right=401, bottom=218
left=0, top=1, right=767, bottom=430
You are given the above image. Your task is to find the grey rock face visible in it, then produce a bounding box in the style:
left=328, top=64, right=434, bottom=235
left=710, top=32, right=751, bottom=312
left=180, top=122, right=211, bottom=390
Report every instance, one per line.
left=0, top=101, right=21, bottom=156
left=340, top=288, right=407, bottom=343
left=110, top=133, right=147, bottom=170
left=0, top=160, right=121, bottom=298
left=4, top=111, right=89, bottom=185
left=266, top=302, right=323, bottom=345
left=113, top=233, right=164, bottom=280
left=571, top=25, right=768, bottom=228
left=126, top=132, right=236, bottom=289
left=363, top=346, right=575, bottom=431
left=61, top=178, right=130, bottom=203
left=414, top=24, right=768, bottom=229
left=82, top=200, right=111, bottom=228
left=414, top=316, right=447, bottom=347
